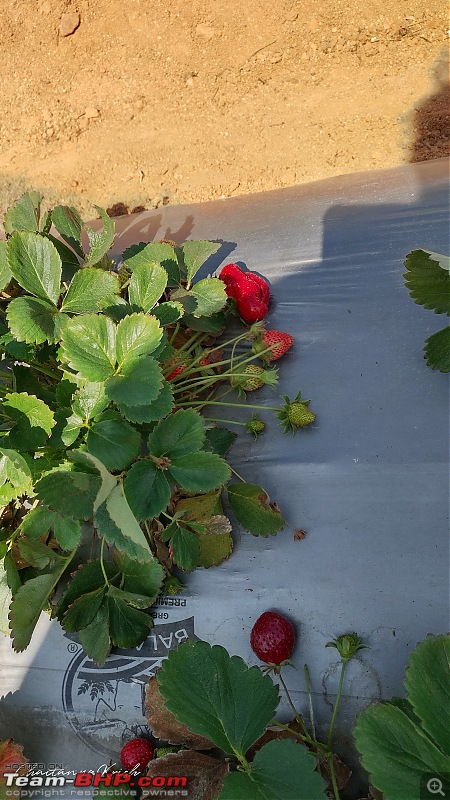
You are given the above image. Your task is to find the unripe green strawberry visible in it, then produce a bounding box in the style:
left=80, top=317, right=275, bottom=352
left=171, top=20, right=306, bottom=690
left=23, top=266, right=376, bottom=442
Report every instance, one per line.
left=277, top=391, right=316, bottom=433
left=231, top=364, right=278, bottom=392
left=245, top=414, right=266, bottom=438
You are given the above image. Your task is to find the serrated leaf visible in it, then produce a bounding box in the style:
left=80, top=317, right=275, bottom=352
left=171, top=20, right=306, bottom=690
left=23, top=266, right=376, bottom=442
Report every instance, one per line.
left=47, top=235, right=81, bottom=282
left=169, top=451, right=231, bottom=493
left=35, top=469, right=102, bottom=519
left=6, top=232, right=61, bottom=303
left=51, top=514, right=82, bottom=550
left=170, top=286, right=198, bottom=315
left=107, top=592, right=152, bottom=648
left=0, top=241, right=12, bottom=292
left=183, top=311, right=226, bottom=333
left=106, top=356, right=163, bottom=407
left=218, top=739, right=327, bottom=800
left=79, top=601, right=111, bottom=665
left=61, top=414, right=84, bottom=446
left=115, top=313, right=162, bottom=367
left=0, top=559, right=12, bottom=634
left=72, top=382, right=109, bottom=419
left=128, top=261, right=168, bottom=311
left=197, top=516, right=233, bottom=568
left=10, top=563, right=72, bottom=651
left=148, top=409, right=205, bottom=458
left=4, top=191, right=42, bottom=234
left=123, top=241, right=179, bottom=285
left=97, top=482, right=151, bottom=558
left=404, top=634, right=450, bottom=752
left=85, top=207, right=115, bottom=265
left=63, top=587, right=106, bottom=632
left=191, top=278, right=227, bottom=317
left=87, top=418, right=140, bottom=470
left=175, top=491, right=223, bottom=521
left=0, top=447, right=32, bottom=504
left=354, top=702, right=449, bottom=799
left=114, top=552, right=164, bottom=598
left=4, top=552, right=21, bottom=595
left=60, top=314, right=116, bottom=380
left=158, top=640, right=279, bottom=755
left=0, top=333, right=36, bottom=362
left=204, top=427, right=236, bottom=457
left=424, top=326, right=450, bottom=372
left=123, top=460, right=171, bottom=520
left=56, top=379, right=77, bottom=408
left=7, top=296, right=61, bottom=344
left=180, top=240, right=221, bottom=285
left=20, top=506, right=55, bottom=538
left=118, top=382, right=174, bottom=424
left=152, top=301, right=184, bottom=326
left=17, top=538, right=58, bottom=569
left=107, top=584, right=155, bottom=609
left=57, top=560, right=117, bottom=620
left=169, top=524, right=200, bottom=572
left=3, top=392, right=54, bottom=435
left=68, top=450, right=117, bottom=512
left=51, top=206, right=84, bottom=258
left=404, top=249, right=450, bottom=314
left=227, top=482, right=284, bottom=536
left=61, top=268, right=120, bottom=313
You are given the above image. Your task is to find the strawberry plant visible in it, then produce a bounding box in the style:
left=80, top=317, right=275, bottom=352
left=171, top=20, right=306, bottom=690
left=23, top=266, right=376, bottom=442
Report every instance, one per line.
left=404, top=249, right=450, bottom=372
left=143, top=617, right=365, bottom=799
left=0, top=193, right=316, bottom=665
left=354, top=634, right=450, bottom=800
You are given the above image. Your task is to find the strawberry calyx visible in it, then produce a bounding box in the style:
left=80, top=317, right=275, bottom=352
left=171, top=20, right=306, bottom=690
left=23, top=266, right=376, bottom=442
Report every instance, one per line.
left=276, top=391, right=316, bottom=434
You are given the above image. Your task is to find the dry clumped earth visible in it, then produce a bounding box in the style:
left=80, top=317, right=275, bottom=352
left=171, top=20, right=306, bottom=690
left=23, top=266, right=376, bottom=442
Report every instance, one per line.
left=0, top=0, right=448, bottom=218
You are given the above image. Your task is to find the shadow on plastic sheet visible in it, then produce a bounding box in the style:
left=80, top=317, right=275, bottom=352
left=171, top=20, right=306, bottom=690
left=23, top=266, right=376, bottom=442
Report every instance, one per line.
left=1, top=154, right=449, bottom=798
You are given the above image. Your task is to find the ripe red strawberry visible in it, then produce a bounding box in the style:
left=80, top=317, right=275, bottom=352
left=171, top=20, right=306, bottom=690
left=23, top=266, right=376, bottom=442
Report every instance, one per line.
left=166, top=364, right=186, bottom=380
left=236, top=295, right=268, bottom=324
left=260, top=330, right=294, bottom=361
left=250, top=611, right=296, bottom=666
left=219, top=263, right=245, bottom=296
left=120, top=738, right=154, bottom=771
left=245, top=273, right=270, bottom=305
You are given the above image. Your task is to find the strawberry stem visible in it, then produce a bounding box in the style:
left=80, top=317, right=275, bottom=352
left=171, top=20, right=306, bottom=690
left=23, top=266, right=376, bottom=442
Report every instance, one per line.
left=327, top=660, right=347, bottom=749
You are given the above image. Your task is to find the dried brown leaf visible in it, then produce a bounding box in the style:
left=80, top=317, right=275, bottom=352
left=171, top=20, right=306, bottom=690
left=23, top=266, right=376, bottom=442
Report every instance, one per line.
left=146, top=750, right=228, bottom=800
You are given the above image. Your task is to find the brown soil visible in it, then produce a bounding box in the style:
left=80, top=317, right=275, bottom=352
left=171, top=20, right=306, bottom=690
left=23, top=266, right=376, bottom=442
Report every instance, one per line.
left=0, top=0, right=448, bottom=217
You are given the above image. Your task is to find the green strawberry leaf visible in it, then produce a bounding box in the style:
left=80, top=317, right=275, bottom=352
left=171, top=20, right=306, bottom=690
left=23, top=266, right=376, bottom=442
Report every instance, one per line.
left=0, top=332, right=36, bottom=362
left=114, top=552, right=164, bottom=598
left=424, top=326, right=450, bottom=372
left=96, top=482, right=151, bottom=558
left=7, top=296, right=61, bottom=344
left=20, top=505, right=82, bottom=551
left=170, top=286, right=198, bottom=315
left=60, top=314, right=116, bottom=381
left=168, top=451, right=231, bottom=493
left=128, top=261, right=168, bottom=312
left=114, top=312, right=162, bottom=368
left=164, top=523, right=200, bottom=572
left=72, top=382, right=109, bottom=420
left=0, top=241, right=12, bottom=292
left=178, top=240, right=221, bottom=285
left=197, top=516, right=233, bottom=568
left=61, top=414, right=84, bottom=446
left=4, top=552, right=21, bottom=595
left=86, top=418, right=141, bottom=470
left=57, top=560, right=117, bottom=620
left=123, top=241, right=179, bottom=285
left=4, top=192, right=43, bottom=234
left=17, top=538, right=60, bottom=569
left=47, top=234, right=81, bottom=282
left=175, top=491, right=223, bottom=521
left=354, top=702, right=449, bottom=799
left=105, top=356, right=163, bottom=407
left=51, top=206, right=85, bottom=258
left=55, top=379, right=77, bottom=408
left=404, top=250, right=450, bottom=314
left=191, top=278, right=227, bottom=317
left=6, top=232, right=61, bottom=303
left=61, top=268, right=120, bottom=314
left=118, top=383, right=173, bottom=424
left=68, top=449, right=117, bottom=512
left=218, top=739, right=327, bottom=800
left=107, top=584, right=155, bottom=609
left=158, top=640, right=279, bottom=755
left=107, top=591, right=152, bottom=648
left=79, top=602, right=111, bottom=665
left=3, top=392, right=54, bottom=436
left=0, top=447, right=33, bottom=504
left=204, top=427, right=237, bottom=456
left=404, top=635, right=450, bottom=752
left=123, top=460, right=171, bottom=520
left=35, top=469, right=102, bottom=520
left=152, top=301, right=184, bottom=326
left=85, top=207, right=115, bottom=265
left=183, top=311, right=226, bottom=333
left=0, top=559, right=12, bottom=634
left=227, top=482, right=285, bottom=536
left=148, top=408, right=206, bottom=458
left=10, top=559, right=74, bottom=651
left=63, top=587, right=107, bottom=632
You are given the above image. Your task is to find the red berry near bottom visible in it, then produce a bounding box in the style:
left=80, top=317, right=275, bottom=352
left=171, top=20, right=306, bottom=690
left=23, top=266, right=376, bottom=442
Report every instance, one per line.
left=120, top=738, right=154, bottom=771
left=250, top=611, right=296, bottom=665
